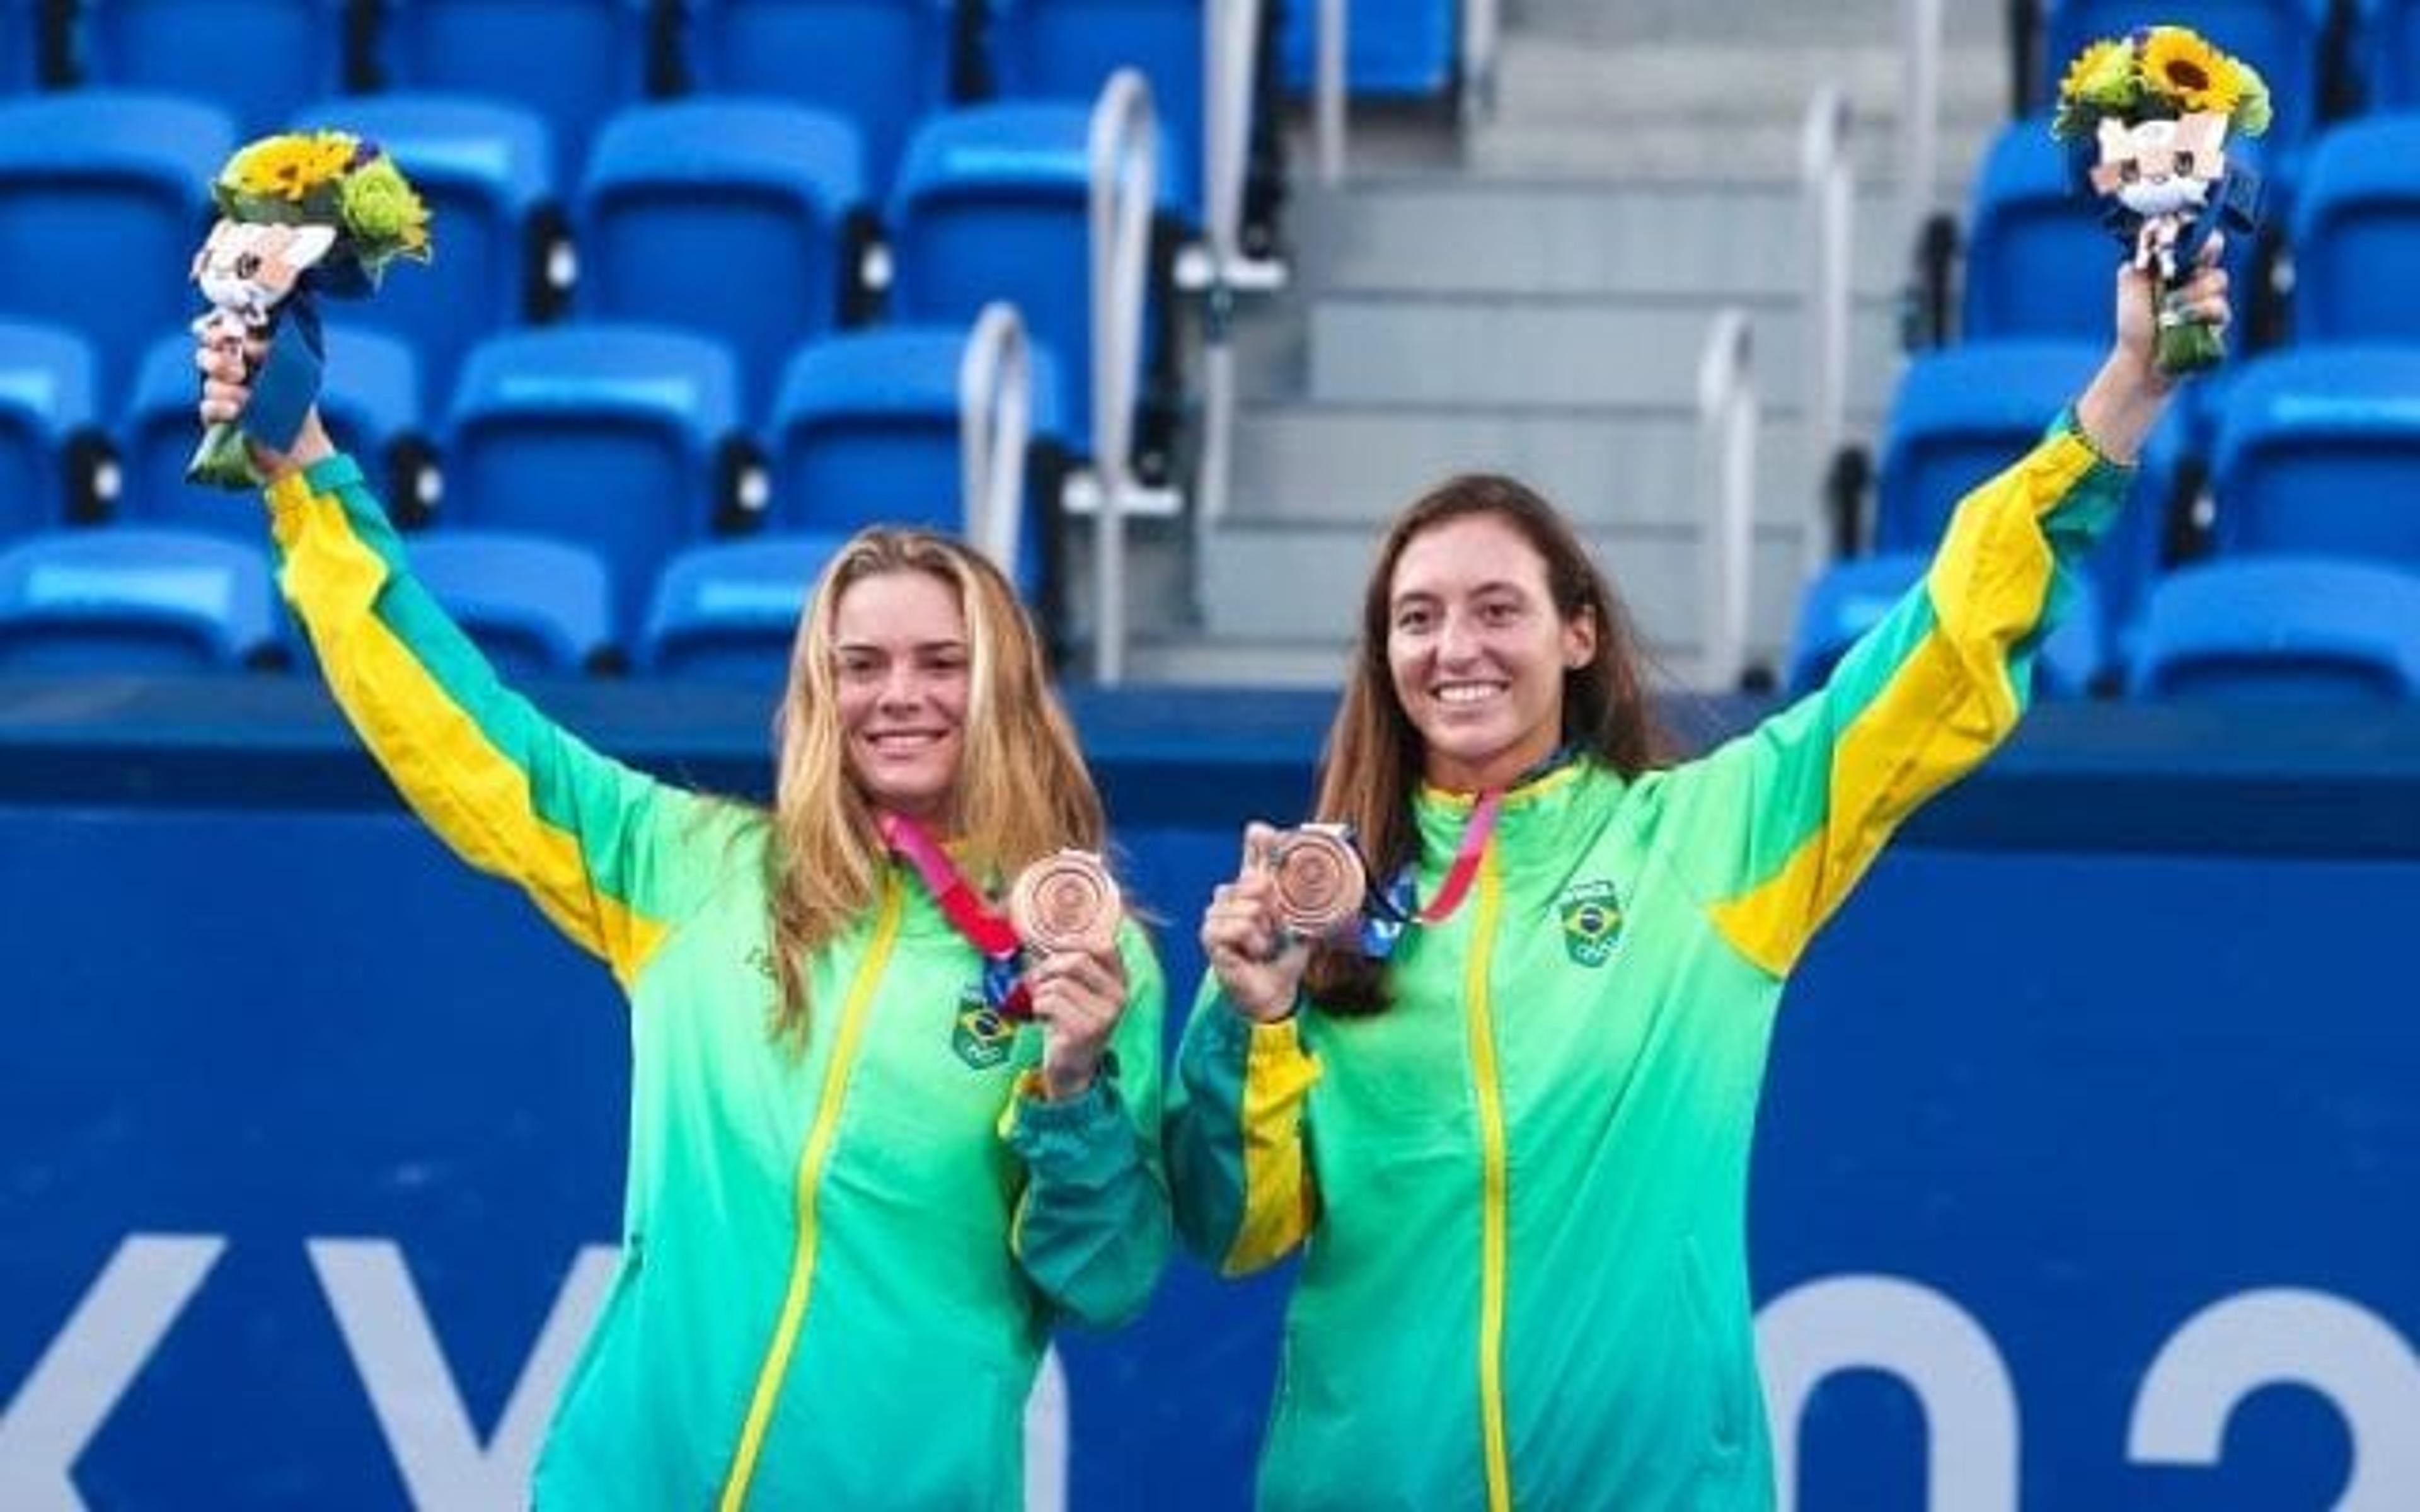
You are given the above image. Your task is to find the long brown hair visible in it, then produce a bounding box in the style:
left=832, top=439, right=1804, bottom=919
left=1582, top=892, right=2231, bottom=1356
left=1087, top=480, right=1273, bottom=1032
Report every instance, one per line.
left=763, top=528, right=1103, bottom=1041
left=1305, top=473, right=1678, bottom=1014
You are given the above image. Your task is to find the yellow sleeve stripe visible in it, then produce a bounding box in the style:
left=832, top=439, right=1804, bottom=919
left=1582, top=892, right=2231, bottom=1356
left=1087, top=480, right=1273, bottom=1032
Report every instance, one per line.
left=1225, top=1016, right=1322, bottom=1277
left=1709, top=431, right=2097, bottom=975
left=273, top=478, right=667, bottom=989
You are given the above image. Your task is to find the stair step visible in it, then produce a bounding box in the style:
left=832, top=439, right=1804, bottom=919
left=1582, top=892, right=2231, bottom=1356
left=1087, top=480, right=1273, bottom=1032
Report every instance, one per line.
left=1304, top=292, right=1905, bottom=409
left=1229, top=403, right=1858, bottom=530
left=1286, top=179, right=1919, bottom=299
left=1486, top=38, right=2008, bottom=126
left=1461, top=115, right=1998, bottom=185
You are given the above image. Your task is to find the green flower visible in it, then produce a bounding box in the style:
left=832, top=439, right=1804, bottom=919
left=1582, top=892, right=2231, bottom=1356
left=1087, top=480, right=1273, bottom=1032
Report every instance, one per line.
left=2232, top=62, right=2274, bottom=137
left=2064, top=38, right=2138, bottom=109
left=2051, top=36, right=2140, bottom=139
left=337, top=156, right=432, bottom=266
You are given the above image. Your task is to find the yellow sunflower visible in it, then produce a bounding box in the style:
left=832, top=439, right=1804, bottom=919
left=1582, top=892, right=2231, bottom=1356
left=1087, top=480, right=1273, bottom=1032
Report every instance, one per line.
left=223, top=131, right=359, bottom=203
left=2141, top=27, right=2242, bottom=117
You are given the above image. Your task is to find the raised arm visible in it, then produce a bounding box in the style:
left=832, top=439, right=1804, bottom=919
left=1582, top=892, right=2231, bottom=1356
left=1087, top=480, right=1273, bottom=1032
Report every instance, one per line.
left=1675, top=248, right=2228, bottom=979
left=199, top=352, right=729, bottom=991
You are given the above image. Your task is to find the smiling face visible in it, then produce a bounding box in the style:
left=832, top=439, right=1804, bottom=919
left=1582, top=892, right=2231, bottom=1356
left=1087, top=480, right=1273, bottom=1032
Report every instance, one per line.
left=1385, top=512, right=1598, bottom=792
left=831, top=568, right=971, bottom=823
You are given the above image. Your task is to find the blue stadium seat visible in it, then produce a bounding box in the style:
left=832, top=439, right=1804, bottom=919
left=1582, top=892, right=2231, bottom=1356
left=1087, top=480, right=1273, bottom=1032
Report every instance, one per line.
left=3, top=0, right=38, bottom=91
left=766, top=324, right=1061, bottom=590
left=1787, top=551, right=2112, bottom=700
left=81, top=0, right=352, bottom=136
left=1874, top=340, right=2107, bottom=550
left=2210, top=345, right=2420, bottom=568
left=2116, top=370, right=2237, bottom=650
left=576, top=100, right=867, bottom=416
left=639, top=534, right=841, bottom=687
left=2129, top=554, right=2420, bottom=701
left=991, top=0, right=1204, bottom=219
left=2356, top=0, right=2420, bottom=106
left=288, top=94, right=561, bottom=416
left=120, top=324, right=423, bottom=537
left=2039, top=2, right=2332, bottom=151
left=441, top=324, right=742, bottom=634
left=408, top=530, right=617, bottom=678
left=2286, top=113, right=2420, bottom=345
left=374, top=0, right=666, bottom=183
left=683, top=0, right=955, bottom=194
left=0, top=93, right=236, bottom=408
left=0, top=320, right=100, bottom=541
left=889, top=101, right=1175, bottom=458
left=1961, top=115, right=2114, bottom=343
left=1280, top=0, right=1453, bottom=97
left=0, top=525, right=279, bottom=670
left=1874, top=340, right=2193, bottom=659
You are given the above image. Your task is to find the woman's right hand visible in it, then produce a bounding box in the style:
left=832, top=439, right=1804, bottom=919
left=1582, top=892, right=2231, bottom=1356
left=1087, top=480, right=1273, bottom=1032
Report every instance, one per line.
left=193, top=321, right=331, bottom=477
left=1200, top=822, right=1311, bottom=1023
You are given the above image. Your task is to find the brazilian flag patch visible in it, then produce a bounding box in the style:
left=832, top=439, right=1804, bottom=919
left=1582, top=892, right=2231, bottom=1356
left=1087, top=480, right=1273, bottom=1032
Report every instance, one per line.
left=952, top=987, right=1015, bottom=1070
left=1558, top=879, right=1623, bottom=967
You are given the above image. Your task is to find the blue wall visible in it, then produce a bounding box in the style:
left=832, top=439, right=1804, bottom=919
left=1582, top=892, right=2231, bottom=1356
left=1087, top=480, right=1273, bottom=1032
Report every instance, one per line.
left=3, top=678, right=2416, bottom=1509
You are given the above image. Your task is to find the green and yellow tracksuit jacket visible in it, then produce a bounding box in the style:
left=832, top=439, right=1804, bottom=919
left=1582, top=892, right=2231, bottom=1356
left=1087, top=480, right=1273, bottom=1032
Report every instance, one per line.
left=266, top=454, right=1172, bottom=1510
left=1165, top=419, right=2131, bottom=1509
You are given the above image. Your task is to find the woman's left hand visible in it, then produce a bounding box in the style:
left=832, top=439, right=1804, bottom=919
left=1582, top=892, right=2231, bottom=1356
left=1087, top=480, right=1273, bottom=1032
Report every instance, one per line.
left=1027, top=945, right=1129, bottom=1101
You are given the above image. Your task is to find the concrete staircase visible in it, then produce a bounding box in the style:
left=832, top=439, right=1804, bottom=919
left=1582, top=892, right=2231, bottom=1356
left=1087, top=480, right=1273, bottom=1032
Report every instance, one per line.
left=1111, top=0, right=2015, bottom=689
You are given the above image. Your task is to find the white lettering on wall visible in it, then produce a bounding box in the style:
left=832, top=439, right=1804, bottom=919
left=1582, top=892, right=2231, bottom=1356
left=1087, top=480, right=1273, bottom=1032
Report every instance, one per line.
left=1027, top=1345, right=1068, bottom=1512
left=309, top=1238, right=618, bottom=1511
left=1757, top=1273, right=2019, bottom=1512
left=0, top=1235, right=224, bottom=1511
left=2128, top=1287, right=2420, bottom=1511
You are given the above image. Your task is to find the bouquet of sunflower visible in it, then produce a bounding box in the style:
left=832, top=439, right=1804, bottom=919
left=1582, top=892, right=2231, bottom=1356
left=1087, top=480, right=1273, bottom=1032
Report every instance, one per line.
left=187, top=131, right=432, bottom=488
left=2051, top=25, right=2269, bottom=374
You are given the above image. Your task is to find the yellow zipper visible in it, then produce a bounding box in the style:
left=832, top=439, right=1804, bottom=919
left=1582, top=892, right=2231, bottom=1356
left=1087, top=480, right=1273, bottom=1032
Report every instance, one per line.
left=1465, top=846, right=1512, bottom=1511
left=718, top=874, right=904, bottom=1509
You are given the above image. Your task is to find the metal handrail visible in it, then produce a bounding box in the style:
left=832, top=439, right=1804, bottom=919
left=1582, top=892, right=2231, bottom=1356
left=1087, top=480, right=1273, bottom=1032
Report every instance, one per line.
left=1194, top=0, right=1269, bottom=539
left=1087, top=69, right=1158, bottom=685
left=958, top=301, right=1031, bottom=576
left=1463, top=0, right=1501, bottom=123
left=1695, top=310, right=1758, bottom=692
left=1316, top=0, right=1346, bottom=182
left=1896, top=0, right=1944, bottom=278
left=1204, top=0, right=1261, bottom=277
left=1799, top=86, right=1854, bottom=588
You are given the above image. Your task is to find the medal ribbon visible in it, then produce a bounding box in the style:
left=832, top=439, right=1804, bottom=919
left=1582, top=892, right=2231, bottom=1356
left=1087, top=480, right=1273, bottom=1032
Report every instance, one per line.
left=1412, top=788, right=1503, bottom=924
left=877, top=811, right=1031, bottom=1018
left=1358, top=788, right=1504, bottom=958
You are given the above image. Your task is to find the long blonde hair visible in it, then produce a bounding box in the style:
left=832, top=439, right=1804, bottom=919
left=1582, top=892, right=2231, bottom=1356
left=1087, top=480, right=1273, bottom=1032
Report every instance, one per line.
left=764, top=528, right=1103, bottom=1041
left=1306, top=473, right=1678, bottom=1015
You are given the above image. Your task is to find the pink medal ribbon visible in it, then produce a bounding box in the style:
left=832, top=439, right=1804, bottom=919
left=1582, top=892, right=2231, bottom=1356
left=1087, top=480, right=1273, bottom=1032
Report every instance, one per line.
left=1357, top=788, right=1504, bottom=958
left=1412, top=788, right=1504, bottom=924
left=877, top=811, right=1032, bottom=1019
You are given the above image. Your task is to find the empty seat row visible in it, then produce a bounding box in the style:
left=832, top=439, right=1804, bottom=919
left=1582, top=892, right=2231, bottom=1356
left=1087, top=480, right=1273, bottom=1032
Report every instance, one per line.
left=20, top=524, right=2414, bottom=704
left=0, top=89, right=1172, bottom=467
left=17, top=0, right=1238, bottom=202
left=1, top=318, right=1066, bottom=640
left=1790, top=551, right=2420, bottom=703
left=0, top=521, right=857, bottom=687
left=1864, top=338, right=2420, bottom=652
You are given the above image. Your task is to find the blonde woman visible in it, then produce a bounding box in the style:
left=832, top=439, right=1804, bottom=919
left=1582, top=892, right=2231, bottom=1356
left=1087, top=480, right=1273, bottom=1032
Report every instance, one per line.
left=198, top=338, right=1170, bottom=1509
